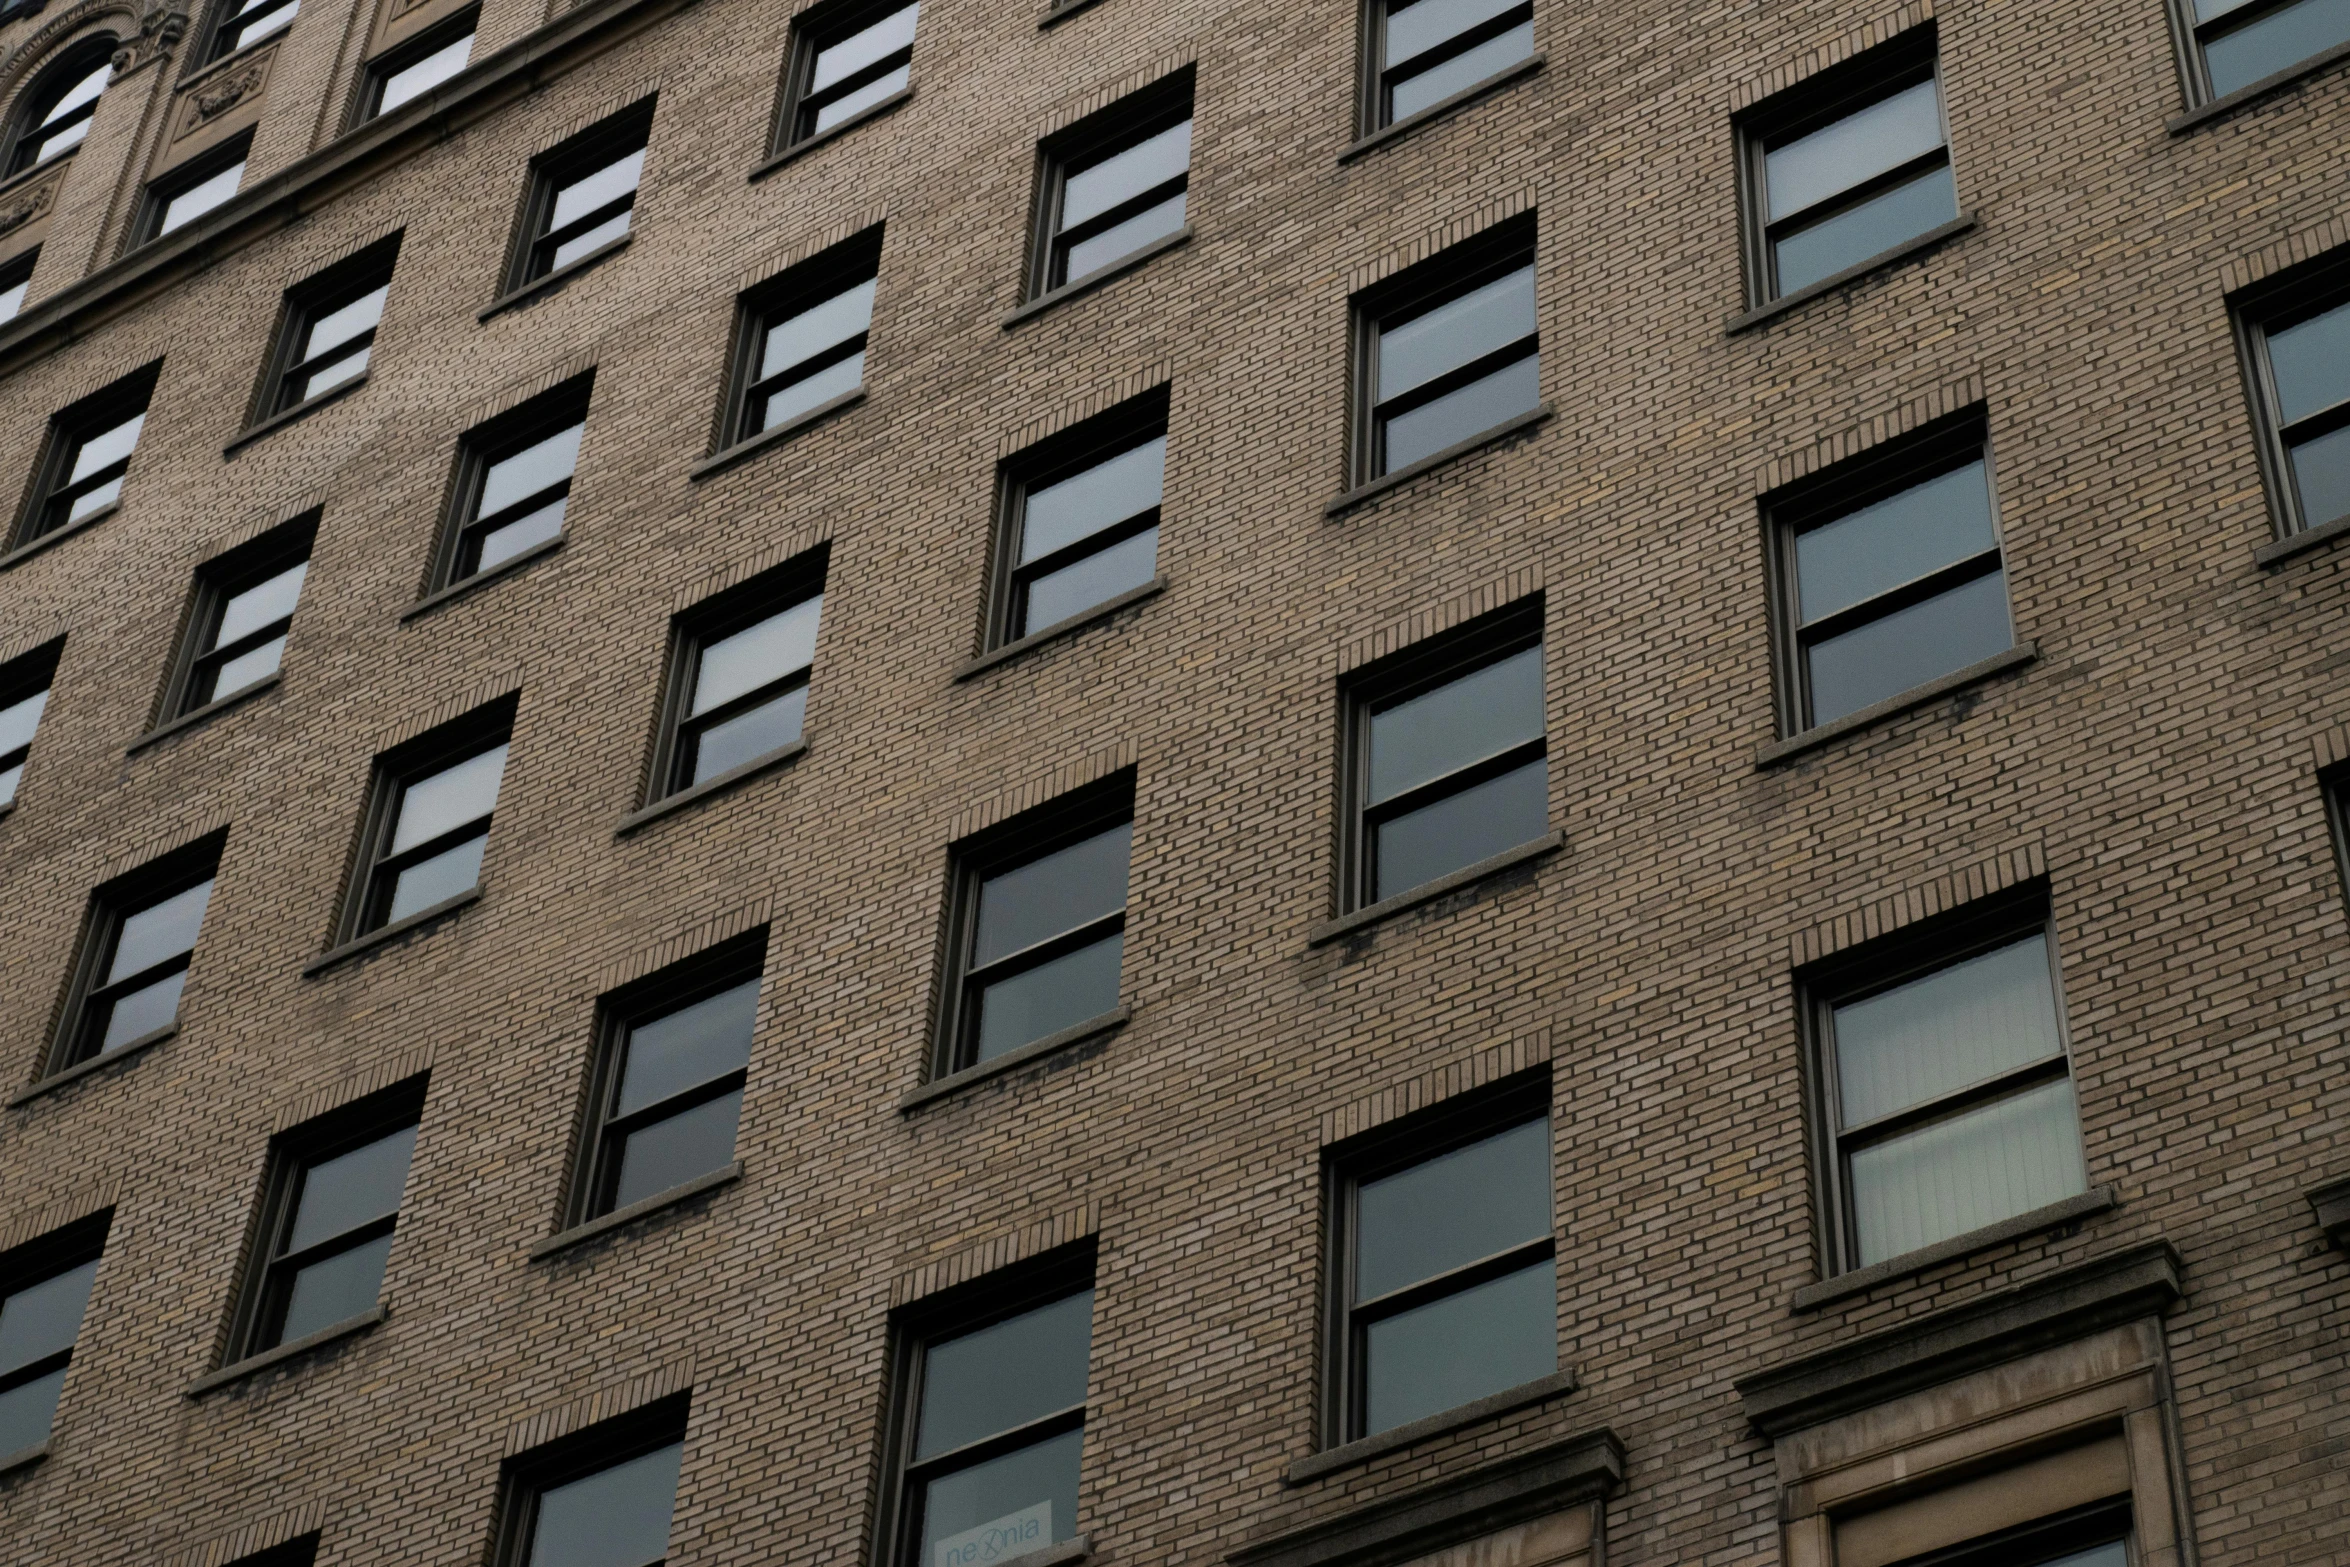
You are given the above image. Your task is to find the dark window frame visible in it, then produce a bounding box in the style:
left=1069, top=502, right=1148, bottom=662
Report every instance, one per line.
left=337, top=698, right=515, bottom=943
left=12, top=362, right=160, bottom=549
left=46, top=831, right=224, bottom=1077
left=0, top=636, right=64, bottom=810
left=427, top=375, right=593, bottom=594
left=352, top=6, right=477, bottom=125
left=1897, top=1499, right=2133, bottom=1567
left=2169, top=0, right=2347, bottom=106
left=715, top=231, right=880, bottom=452
left=1336, top=598, right=1546, bottom=914
left=1356, top=0, right=1536, bottom=134
left=773, top=0, right=918, bottom=152
left=250, top=236, right=400, bottom=426
left=1760, top=408, right=2008, bottom=738
left=156, top=512, right=316, bottom=725
left=1319, top=1073, right=1554, bottom=1447
left=221, top=1538, right=320, bottom=1567
left=0, top=248, right=39, bottom=323
left=986, top=386, right=1169, bottom=651
left=1025, top=69, right=1194, bottom=300
left=646, top=550, right=826, bottom=803
left=491, top=1393, right=691, bottom=1567
left=0, top=1209, right=110, bottom=1455
left=132, top=131, right=253, bottom=248
left=2231, top=249, right=2350, bottom=542
left=501, top=101, right=654, bottom=295
left=197, top=0, right=299, bottom=67
left=2, top=38, right=116, bottom=178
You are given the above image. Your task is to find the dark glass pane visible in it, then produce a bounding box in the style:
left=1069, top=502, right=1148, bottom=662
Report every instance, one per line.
left=278, top=1231, right=394, bottom=1343
left=1804, top=567, right=2009, bottom=725
left=1386, top=0, right=1522, bottom=66
left=917, top=1427, right=1082, bottom=1567
left=288, top=1125, right=418, bottom=1252
left=110, top=879, right=213, bottom=981
left=688, top=687, right=805, bottom=783
left=387, top=834, right=485, bottom=922
left=1833, top=933, right=2061, bottom=1127
left=612, top=1089, right=743, bottom=1210
left=377, top=31, right=472, bottom=115
left=1362, top=1257, right=1554, bottom=1435
left=1021, top=437, right=1166, bottom=564
left=2204, top=0, right=2350, bottom=96
left=2269, top=299, right=2350, bottom=426
left=811, top=2, right=918, bottom=92
left=1373, top=757, right=1545, bottom=903
left=215, top=563, right=307, bottom=646
left=1062, top=192, right=1186, bottom=284
left=392, top=745, right=507, bottom=854
left=1356, top=1119, right=1549, bottom=1302
left=618, top=980, right=760, bottom=1117
left=1792, top=461, right=1995, bottom=624
left=1381, top=353, right=1538, bottom=473
left=1020, top=527, right=1157, bottom=635
left=96, top=970, right=184, bottom=1052
left=476, top=497, right=567, bottom=571
left=0, top=1260, right=99, bottom=1375
left=0, top=1365, right=67, bottom=1455
left=480, top=425, right=581, bottom=516
left=760, top=281, right=876, bottom=381
left=972, top=825, right=1131, bottom=967
left=692, top=597, right=822, bottom=717
left=1368, top=645, right=1542, bottom=806
left=1378, top=266, right=1535, bottom=403
left=1849, top=1077, right=2085, bottom=1265
left=2289, top=421, right=2350, bottom=528
left=1764, top=78, right=1941, bottom=222
left=1061, top=121, right=1190, bottom=231
left=760, top=351, right=864, bottom=432
left=2044, top=1544, right=2129, bottom=1567
left=974, top=933, right=1122, bottom=1062
left=528, top=1440, right=683, bottom=1567
left=1771, top=162, right=1956, bottom=296
left=1390, top=20, right=1533, bottom=120
left=916, top=1290, right=1093, bottom=1460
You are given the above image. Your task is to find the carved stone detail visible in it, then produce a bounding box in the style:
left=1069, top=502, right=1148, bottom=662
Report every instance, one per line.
left=0, top=165, right=60, bottom=236
left=110, top=0, right=188, bottom=72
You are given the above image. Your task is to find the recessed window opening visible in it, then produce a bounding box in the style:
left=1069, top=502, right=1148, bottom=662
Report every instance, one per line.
left=0, top=1217, right=107, bottom=1457
left=0, top=251, right=34, bottom=324
left=363, top=12, right=475, bottom=120
left=264, top=243, right=398, bottom=418
left=5, top=47, right=111, bottom=175
left=657, top=571, right=822, bottom=797
left=514, top=109, right=653, bottom=288
left=144, top=137, right=250, bottom=243
left=242, top=1112, right=417, bottom=1353
left=1365, top=258, right=1536, bottom=477
left=57, top=845, right=218, bottom=1069
left=207, top=0, right=298, bottom=62
left=1370, top=0, right=1534, bottom=127
left=22, top=370, right=155, bottom=544
left=1035, top=78, right=1193, bottom=295
left=175, top=522, right=313, bottom=716
left=0, top=642, right=59, bottom=810
left=786, top=0, right=918, bottom=145
left=2185, top=0, right=2350, bottom=99
left=350, top=714, right=512, bottom=936
left=728, top=237, right=879, bottom=444
left=441, top=387, right=590, bottom=586
left=578, top=948, right=763, bottom=1220
left=2246, top=280, right=2350, bottom=536
left=994, top=394, right=1166, bottom=646
left=495, top=1399, right=689, bottom=1567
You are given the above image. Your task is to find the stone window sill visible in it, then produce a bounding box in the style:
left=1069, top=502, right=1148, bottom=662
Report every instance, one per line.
left=401, top=536, right=565, bottom=622
left=1726, top=213, right=1979, bottom=335
left=0, top=1441, right=48, bottom=1479
left=1791, top=1187, right=2118, bottom=1312
left=2170, top=40, right=2350, bottom=134
left=479, top=234, right=632, bottom=322
left=617, top=742, right=807, bottom=837
left=1339, top=54, right=1543, bottom=163
left=1325, top=406, right=1552, bottom=518
left=223, top=374, right=367, bottom=458
left=303, top=889, right=480, bottom=977
left=0, top=503, right=117, bottom=573
left=1285, top=1368, right=1580, bottom=1485
left=955, top=578, right=1167, bottom=681
left=2309, top=1170, right=2350, bottom=1249
left=691, top=389, right=866, bottom=482
left=750, top=87, right=913, bottom=180
left=900, top=1007, right=1129, bottom=1113
left=1754, top=643, right=2037, bottom=769
left=2254, top=509, right=2350, bottom=568
left=1002, top=227, right=1192, bottom=329
left=9, top=1024, right=178, bottom=1108
left=186, top=1306, right=386, bottom=1396
left=531, top=1162, right=743, bottom=1259
left=127, top=674, right=282, bottom=756
left=1308, top=832, right=1562, bottom=947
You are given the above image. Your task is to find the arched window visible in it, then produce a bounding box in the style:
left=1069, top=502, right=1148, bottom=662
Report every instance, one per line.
left=4, top=42, right=116, bottom=179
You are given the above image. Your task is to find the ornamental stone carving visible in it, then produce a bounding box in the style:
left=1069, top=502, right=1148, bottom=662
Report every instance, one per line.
left=189, top=55, right=263, bottom=120
left=0, top=166, right=59, bottom=235
left=109, top=0, right=188, bottom=72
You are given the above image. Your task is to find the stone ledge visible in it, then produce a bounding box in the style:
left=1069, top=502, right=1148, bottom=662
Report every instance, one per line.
left=0, top=504, right=117, bottom=573
left=690, top=390, right=866, bottom=482
left=401, top=537, right=566, bottom=622
left=531, top=1163, right=743, bottom=1259
left=616, top=743, right=807, bottom=836
left=1792, top=1187, right=2118, bottom=1312
left=222, top=373, right=368, bottom=458
left=955, top=578, right=1167, bottom=681
left=2169, top=39, right=2350, bottom=134
left=0, top=1441, right=48, bottom=1479
left=127, top=674, right=282, bottom=755
left=186, top=1306, right=386, bottom=1396
left=1002, top=227, right=1193, bottom=329
left=302, top=889, right=480, bottom=977
left=1755, top=643, right=2037, bottom=769
left=899, top=1008, right=1129, bottom=1112
left=1285, top=1369, right=1580, bottom=1485
left=749, top=86, right=913, bottom=180
left=8, top=1025, right=178, bottom=1108
left=477, top=234, right=632, bottom=322
left=2254, top=509, right=2350, bottom=568
left=1308, top=833, right=1561, bottom=947
left=1725, top=213, right=1979, bottom=335
left=1324, top=406, right=1552, bottom=518
left=2308, top=1171, right=2350, bottom=1250
left=1338, top=54, right=1544, bottom=164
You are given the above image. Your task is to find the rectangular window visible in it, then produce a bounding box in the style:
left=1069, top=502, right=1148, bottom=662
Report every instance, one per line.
left=360, top=11, right=475, bottom=121
left=0, top=250, right=34, bottom=325
left=938, top=780, right=1131, bottom=1074
left=162, top=515, right=313, bottom=722
left=1741, top=34, right=1955, bottom=303
left=138, top=135, right=250, bottom=245
left=51, top=835, right=221, bottom=1074
left=256, top=238, right=398, bottom=423
left=1326, top=1083, right=1554, bottom=1442
left=1365, top=0, right=1535, bottom=129
left=507, top=104, right=652, bottom=291
left=0, top=1214, right=107, bottom=1459
left=1030, top=73, right=1192, bottom=298
left=991, top=389, right=1166, bottom=648
left=494, top=1398, right=688, bottom=1567
left=779, top=0, right=918, bottom=147
left=2237, top=259, right=2350, bottom=539
left=204, top=0, right=298, bottom=61
left=345, top=704, right=511, bottom=938
left=14, top=364, right=157, bottom=547
left=884, top=1265, right=1093, bottom=1567
left=1767, top=415, right=2011, bottom=733
left=2181, top=0, right=2350, bottom=100
left=650, top=556, right=823, bottom=800
left=1354, top=218, right=1538, bottom=480
left=432, top=379, right=590, bottom=590
left=1806, top=897, right=2089, bottom=1273
left=1341, top=602, right=1546, bottom=910
left=574, top=940, right=763, bottom=1222
left=225, top=1539, right=319, bottom=1567
left=721, top=231, right=879, bottom=449
left=0, top=639, right=61, bottom=811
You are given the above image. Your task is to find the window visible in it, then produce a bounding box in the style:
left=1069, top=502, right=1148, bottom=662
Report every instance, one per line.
left=937, top=782, right=1131, bottom=1074
left=204, top=0, right=298, bottom=63
left=719, top=231, right=879, bottom=449
left=1029, top=74, right=1192, bottom=298
left=1766, top=416, right=2011, bottom=732
left=162, top=515, right=313, bottom=721
left=345, top=705, right=511, bottom=938
left=0, top=250, right=35, bottom=325
left=0, top=1214, right=107, bottom=1459
left=1326, top=1085, right=1554, bottom=1442
left=2237, top=262, right=2350, bottom=539
left=137, top=135, right=250, bottom=245
left=1364, top=0, right=1535, bottom=130
left=256, top=238, right=398, bottom=421
left=990, top=390, right=1166, bottom=648
left=0, top=639, right=60, bottom=811
left=1341, top=603, right=1546, bottom=910
left=229, top=1087, right=420, bottom=1358
left=573, top=940, right=763, bottom=1222
left=650, top=557, right=823, bottom=799
left=494, top=1398, right=687, bottom=1567
left=359, top=11, right=475, bottom=121
left=14, top=365, right=157, bottom=547
left=1806, top=898, right=2089, bottom=1273
left=882, top=1266, right=1093, bottom=1567
left=779, top=0, right=918, bottom=147
left=2181, top=0, right=2350, bottom=100
left=1916, top=1516, right=2130, bottom=1567
left=1353, top=219, right=1538, bottom=480
left=2, top=44, right=112, bottom=176
left=506, top=104, right=652, bottom=292
left=432, top=380, right=590, bottom=590
left=223, top=1539, right=319, bottom=1567
left=51, top=837, right=219, bottom=1073
left=1741, top=36, right=1957, bottom=302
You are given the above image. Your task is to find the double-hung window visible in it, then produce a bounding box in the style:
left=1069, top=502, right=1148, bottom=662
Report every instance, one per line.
left=1768, top=418, right=2012, bottom=733
left=165, top=518, right=312, bottom=721
left=992, top=393, right=1166, bottom=647
left=0, top=1218, right=106, bottom=1459
left=494, top=1399, right=687, bottom=1567
left=139, top=136, right=250, bottom=245
left=2180, top=0, right=2350, bottom=101
left=347, top=710, right=511, bottom=936
left=16, top=366, right=155, bottom=547
left=2238, top=266, right=2350, bottom=540
left=233, top=1097, right=419, bottom=1356
left=781, top=0, right=918, bottom=147
left=205, top=0, right=298, bottom=62
left=509, top=106, right=651, bottom=291
left=54, top=840, right=219, bottom=1071
left=1031, top=75, right=1192, bottom=297
left=0, top=251, right=33, bottom=324
left=258, top=242, right=397, bottom=421
left=360, top=12, right=474, bottom=121
left=1355, top=222, right=1538, bottom=479
left=576, top=950, right=762, bottom=1220
left=435, top=383, right=589, bottom=589
left=3, top=47, right=111, bottom=175
left=653, top=564, right=822, bottom=799
left=723, top=234, right=879, bottom=448
left=1366, top=0, right=1535, bottom=130
left=0, top=640, right=60, bottom=810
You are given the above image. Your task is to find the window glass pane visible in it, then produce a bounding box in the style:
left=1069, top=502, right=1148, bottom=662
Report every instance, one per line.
left=689, top=687, right=806, bottom=784
left=692, top=597, right=823, bottom=716
left=207, top=635, right=286, bottom=699
left=618, top=979, right=760, bottom=1117
left=812, top=1, right=919, bottom=90
left=1022, top=437, right=1165, bottom=564
left=0, top=1260, right=99, bottom=1375
left=761, top=280, right=877, bottom=381
left=1061, top=120, right=1190, bottom=231
left=2268, top=299, right=2350, bottom=426
left=225, top=0, right=296, bottom=51
left=388, top=834, right=486, bottom=922
left=1362, top=1256, right=1554, bottom=1435
left=1377, top=266, right=1535, bottom=403
left=972, top=824, right=1131, bottom=966
left=1382, top=353, right=1538, bottom=473
left=549, top=149, right=644, bottom=231
left=1771, top=161, right=1955, bottom=296
left=1804, top=567, right=2009, bottom=725
left=550, top=211, right=631, bottom=272
left=918, top=1427, right=1082, bottom=1567
left=45, top=63, right=110, bottom=126
left=216, top=562, right=308, bottom=646
left=1061, top=191, right=1186, bottom=284
left=758, top=350, right=864, bottom=432
left=392, top=744, right=508, bottom=854
left=1793, top=462, right=1995, bottom=624
left=1369, top=645, right=1542, bottom=806
left=974, top=932, right=1122, bottom=1062
left=158, top=160, right=245, bottom=236
left=2204, top=0, right=2350, bottom=97
left=1386, top=0, right=1523, bottom=66
left=2045, top=1545, right=2129, bottom=1567
left=0, top=1365, right=68, bottom=1455
left=69, top=414, right=145, bottom=483
left=1849, top=1076, right=2086, bottom=1265
left=288, top=1125, right=417, bottom=1252
left=2289, top=421, right=2350, bottom=529
left=303, top=286, right=386, bottom=361
left=1021, top=526, right=1157, bottom=634
left=814, top=65, right=911, bottom=132
left=480, top=424, right=582, bottom=517
left=1834, top=934, right=2062, bottom=1127
left=1374, top=756, right=1546, bottom=902
left=64, top=475, right=122, bottom=523
left=475, top=498, right=567, bottom=571
left=296, top=346, right=370, bottom=403
left=1765, top=77, right=1942, bottom=223
left=917, top=1290, right=1092, bottom=1460
left=97, top=970, right=184, bottom=1051
left=613, top=1088, right=743, bottom=1210
left=0, top=762, right=19, bottom=807
left=278, top=1230, right=393, bottom=1342
left=110, top=880, right=213, bottom=981
left=1390, top=20, right=1534, bottom=121
left=0, top=275, right=30, bottom=323
left=1356, top=1119, right=1548, bottom=1301
left=529, top=1441, right=684, bottom=1567
left=378, top=31, right=472, bottom=114
left=0, top=689, right=49, bottom=755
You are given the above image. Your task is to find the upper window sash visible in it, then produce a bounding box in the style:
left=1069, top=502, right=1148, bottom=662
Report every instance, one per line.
left=791, top=0, right=918, bottom=144
left=151, top=149, right=249, bottom=241
left=210, top=0, right=298, bottom=60
left=1372, top=0, right=1535, bottom=127
left=369, top=22, right=476, bottom=119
